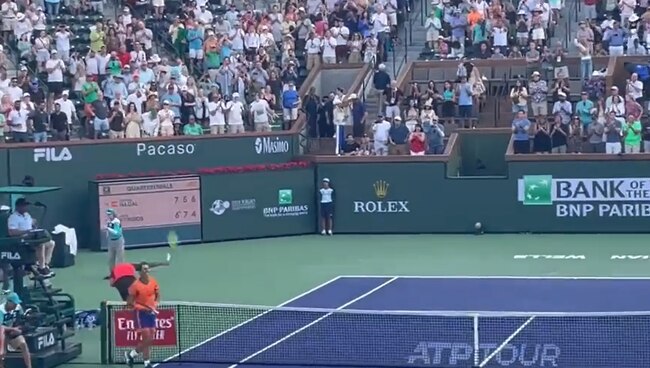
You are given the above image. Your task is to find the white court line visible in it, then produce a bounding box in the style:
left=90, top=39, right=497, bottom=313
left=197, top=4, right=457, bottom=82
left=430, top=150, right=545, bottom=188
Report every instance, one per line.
left=227, top=276, right=399, bottom=368
left=338, top=275, right=650, bottom=280
left=153, top=275, right=344, bottom=367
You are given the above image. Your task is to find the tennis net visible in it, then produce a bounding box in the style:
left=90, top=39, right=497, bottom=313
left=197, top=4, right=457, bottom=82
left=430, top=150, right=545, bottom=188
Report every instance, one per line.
left=100, top=301, right=650, bottom=367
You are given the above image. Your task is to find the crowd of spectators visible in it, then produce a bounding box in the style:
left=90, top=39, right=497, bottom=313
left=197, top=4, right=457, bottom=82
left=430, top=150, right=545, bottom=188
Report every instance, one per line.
left=0, top=0, right=411, bottom=142
left=507, top=0, right=650, bottom=155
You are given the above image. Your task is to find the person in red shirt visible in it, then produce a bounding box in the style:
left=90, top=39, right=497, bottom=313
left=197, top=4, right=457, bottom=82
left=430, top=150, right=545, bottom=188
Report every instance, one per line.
left=117, top=45, right=131, bottom=67
left=105, top=254, right=170, bottom=301
left=409, top=124, right=427, bottom=155
left=125, top=263, right=160, bottom=368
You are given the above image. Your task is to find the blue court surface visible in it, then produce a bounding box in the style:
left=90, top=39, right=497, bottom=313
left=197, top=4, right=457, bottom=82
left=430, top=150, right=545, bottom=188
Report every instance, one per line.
left=157, top=276, right=650, bottom=368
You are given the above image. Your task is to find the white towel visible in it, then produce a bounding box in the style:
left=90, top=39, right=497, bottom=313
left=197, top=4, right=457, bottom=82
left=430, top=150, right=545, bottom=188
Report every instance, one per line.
left=52, top=225, right=78, bottom=256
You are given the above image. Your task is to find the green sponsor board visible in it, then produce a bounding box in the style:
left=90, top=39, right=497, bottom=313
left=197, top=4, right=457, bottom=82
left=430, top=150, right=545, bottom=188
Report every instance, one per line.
left=6, top=136, right=295, bottom=245
left=319, top=160, right=650, bottom=234
left=201, top=169, right=316, bottom=242
left=316, top=163, right=439, bottom=233
left=510, top=160, right=650, bottom=232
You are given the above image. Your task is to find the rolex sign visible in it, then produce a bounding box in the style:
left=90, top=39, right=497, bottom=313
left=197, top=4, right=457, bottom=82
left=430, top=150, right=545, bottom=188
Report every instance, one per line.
left=353, top=180, right=410, bottom=213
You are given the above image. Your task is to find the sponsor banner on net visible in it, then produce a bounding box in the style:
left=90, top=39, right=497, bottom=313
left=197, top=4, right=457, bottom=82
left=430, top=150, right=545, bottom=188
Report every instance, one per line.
left=518, top=175, right=650, bottom=217
left=113, top=309, right=177, bottom=347
left=262, top=189, right=309, bottom=218
left=210, top=199, right=257, bottom=216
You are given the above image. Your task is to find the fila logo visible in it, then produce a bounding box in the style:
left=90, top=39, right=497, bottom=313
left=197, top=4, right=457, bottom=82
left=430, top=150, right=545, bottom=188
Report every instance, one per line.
left=33, top=147, right=72, bottom=162
left=0, top=252, right=20, bottom=260
left=37, top=332, right=55, bottom=350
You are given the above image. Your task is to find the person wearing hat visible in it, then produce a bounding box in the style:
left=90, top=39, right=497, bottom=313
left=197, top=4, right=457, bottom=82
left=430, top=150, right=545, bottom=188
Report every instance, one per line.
left=552, top=91, right=572, bottom=125
left=45, top=49, right=65, bottom=97
left=282, top=81, right=300, bottom=130
left=372, top=113, right=391, bottom=155
left=7, top=198, right=55, bottom=277
left=528, top=71, right=548, bottom=123
left=319, top=178, right=334, bottom=235
left=54, top=90, right=77, bottom=127
left=227, top=93, right=246, bottom=134
left=105, top=208, right=125, bottom=272
left=158, top=100, right=175, bottom=136
left=604, top=21, right=625, bottom=55
left=0, top=292, right=33, bottom=368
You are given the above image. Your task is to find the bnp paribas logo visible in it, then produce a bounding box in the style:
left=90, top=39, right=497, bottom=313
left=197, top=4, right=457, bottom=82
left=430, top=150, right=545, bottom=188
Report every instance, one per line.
left=522, top=175, right=553, bottom=205
left=278, top=189, right=293, bottom=205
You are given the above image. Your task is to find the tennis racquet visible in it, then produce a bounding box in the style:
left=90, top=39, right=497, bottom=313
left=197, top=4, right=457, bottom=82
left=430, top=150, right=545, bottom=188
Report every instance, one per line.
left=167, top=231, right=178, bottom=250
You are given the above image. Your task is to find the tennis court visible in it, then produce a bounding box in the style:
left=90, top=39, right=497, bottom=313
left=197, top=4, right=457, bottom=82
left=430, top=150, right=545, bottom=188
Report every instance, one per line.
left=154, top=275, right=650, bottom=368
left=54, top=234, right=650, bottom=367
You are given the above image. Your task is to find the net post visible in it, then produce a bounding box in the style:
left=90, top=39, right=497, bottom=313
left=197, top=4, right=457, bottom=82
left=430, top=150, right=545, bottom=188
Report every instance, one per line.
left=175, top=303, right=182, bottom=361
left=100, top=301, right=109, bottom=365
left=472, top=314, right=479, bottom=367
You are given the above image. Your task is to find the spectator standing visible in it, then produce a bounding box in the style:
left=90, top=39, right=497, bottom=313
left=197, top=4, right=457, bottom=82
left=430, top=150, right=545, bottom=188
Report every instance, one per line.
left=250, top=93, right=272, bottom=132
left=422, top=117, right=445, bottom=155
left=552, top=92, right=572, bottom=125
left=585, top=117, right=605, bottom=153
left=456, top=76, right=473, bottom=128
left=533, top=118, right=552, bottom=153
left=384, top=80, right=402, bottom=120
left=512, top=110, right=531, bottom=154
left=372, top=114, right=391, bottom=156
left=409, top=124, right=427, bottom=156
left=50, top=102, right=68, bottom=140
left=643, top=119, right=650, bottom=153
left=108, top=102, right=125, bottom=139
left=604, top=112, right=623, bottom=154
left=623, top=114, right=642, bottom=153
left=388, top=116, right=409, bottom=155
left=282, top=82, right=300, bottom=129
left=510, top=80, right=528, bottom=114
left=332, top=96, right=349, bottom=153
left=7, top=101, right=29, bottom=142
left=158, top=101, right=175, bottom=137
left=226, top=93, right=245, bottom=134
left=29, top=102, right=48, bottom=142
left=373, top=64, right=391, bottom=112
left=550, top=116, right=568, bottom=153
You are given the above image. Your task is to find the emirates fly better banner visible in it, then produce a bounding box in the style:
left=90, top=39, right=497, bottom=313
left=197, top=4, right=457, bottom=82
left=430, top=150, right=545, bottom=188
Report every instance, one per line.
left=113, top=309, right=178, bottom=347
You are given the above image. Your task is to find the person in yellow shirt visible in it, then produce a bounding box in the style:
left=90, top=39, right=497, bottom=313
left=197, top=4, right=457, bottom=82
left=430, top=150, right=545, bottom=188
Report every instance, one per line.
left=89, top=22, right=105, bottom=53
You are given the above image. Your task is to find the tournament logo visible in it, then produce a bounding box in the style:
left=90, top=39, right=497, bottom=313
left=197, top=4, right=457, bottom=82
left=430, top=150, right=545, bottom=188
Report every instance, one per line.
left=210, top=200, right=230, bottom=216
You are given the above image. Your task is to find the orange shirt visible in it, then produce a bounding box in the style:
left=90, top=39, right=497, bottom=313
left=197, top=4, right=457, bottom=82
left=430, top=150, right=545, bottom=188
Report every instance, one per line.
left=128, top=278, right=159, bottom=311
left=467, top=11, right=482, bottom=28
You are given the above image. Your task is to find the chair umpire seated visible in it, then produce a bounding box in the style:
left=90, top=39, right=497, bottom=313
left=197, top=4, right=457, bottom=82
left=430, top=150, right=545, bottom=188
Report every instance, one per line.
left=3, top=198, right=56, bottom=293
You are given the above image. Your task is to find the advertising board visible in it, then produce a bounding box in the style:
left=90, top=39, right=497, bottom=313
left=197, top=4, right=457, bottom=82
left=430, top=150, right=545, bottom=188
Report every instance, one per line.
left=6, top=135, right=294, bottom=245
left=201, top=169, right=316, bottom=242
